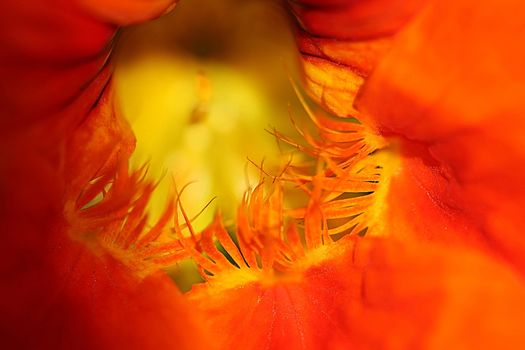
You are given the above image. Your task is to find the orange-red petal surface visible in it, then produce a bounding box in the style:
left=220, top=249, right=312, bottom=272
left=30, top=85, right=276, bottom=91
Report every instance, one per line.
left=284, top=1, right=525, bottom=347
left=289, top=0, right=525, bottom=271
left=188, top=237, right=525, bottom=350
left=1, top=227, right=207, bottom=349
left=0, top=0, right=206, bottom=348
left=356, top=0, right=525, bottom=270
left=79, top=0, right=177, bottom=26
left=288, top=0, right=425, bottom=117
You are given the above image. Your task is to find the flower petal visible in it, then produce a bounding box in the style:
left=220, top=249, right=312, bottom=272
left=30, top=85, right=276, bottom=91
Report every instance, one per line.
left=0, top=0, right=206, bottom=348
left=287, top=0, right=425, bottom=117
left=187, top=237, right=525, bottom=350
left=78, top=0, right=178, bottom=26
left=356, top=0, right=525, bottom=269
left=1, top=228, right=208, bottom=349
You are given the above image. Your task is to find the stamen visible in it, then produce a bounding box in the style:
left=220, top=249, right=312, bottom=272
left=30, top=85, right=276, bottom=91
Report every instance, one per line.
left=66, top=161, right=192, bottom=277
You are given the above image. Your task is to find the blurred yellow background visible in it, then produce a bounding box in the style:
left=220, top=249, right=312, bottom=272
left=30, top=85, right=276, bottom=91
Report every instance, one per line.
left=113, top=0, right=311, bottom=289
left=114, top=0, right=305, bottom=233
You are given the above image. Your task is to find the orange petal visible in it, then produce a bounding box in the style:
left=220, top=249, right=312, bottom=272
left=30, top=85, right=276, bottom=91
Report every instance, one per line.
left=288, top=0, right=425, bottom=117
left=187, top=236, right=525, bottom=350
left=350, top=238, right=525, bottom=349
left=356, top=0, right=525, bottom=269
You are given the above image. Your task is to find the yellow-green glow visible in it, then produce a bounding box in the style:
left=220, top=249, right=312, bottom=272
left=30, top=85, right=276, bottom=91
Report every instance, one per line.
left=115, top=54, right=294, bottom=230
left=112, top=0, right=306, bottom=245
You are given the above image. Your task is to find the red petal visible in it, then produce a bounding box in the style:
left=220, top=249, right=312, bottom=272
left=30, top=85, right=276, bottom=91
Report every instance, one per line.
left=1, top=1, right=204, bottom=348
left=2, top=228, right=209, bottom=349
left=79, top=0, right=178, bottom=26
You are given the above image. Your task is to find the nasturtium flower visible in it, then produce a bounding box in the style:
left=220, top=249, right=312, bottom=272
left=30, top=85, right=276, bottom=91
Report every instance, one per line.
left=2, top=0, right=525, bottom=349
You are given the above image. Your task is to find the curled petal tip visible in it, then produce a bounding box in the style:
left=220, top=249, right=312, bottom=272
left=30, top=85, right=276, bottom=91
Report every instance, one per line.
left=78, top=0, right=179, bottom=25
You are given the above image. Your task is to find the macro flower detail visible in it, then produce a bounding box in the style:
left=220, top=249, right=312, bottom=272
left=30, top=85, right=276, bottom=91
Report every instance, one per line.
left=2, top=0, right=525, bottom=349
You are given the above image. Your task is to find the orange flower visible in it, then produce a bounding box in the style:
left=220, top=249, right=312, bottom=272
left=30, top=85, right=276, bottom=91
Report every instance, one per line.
left=2, top=0, right=525, bottom=349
